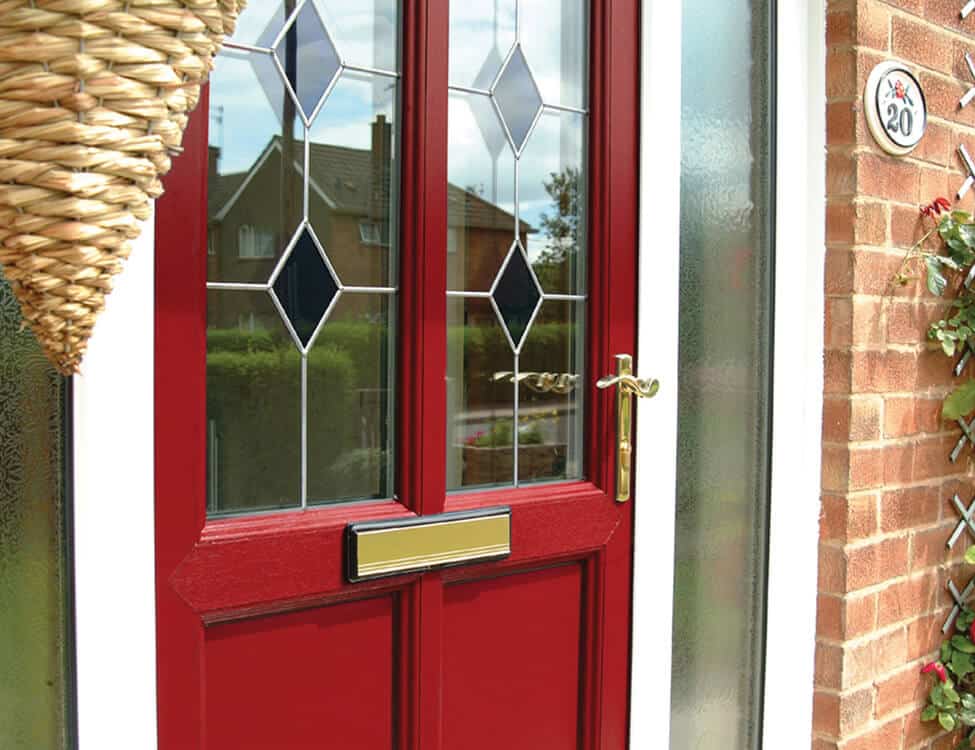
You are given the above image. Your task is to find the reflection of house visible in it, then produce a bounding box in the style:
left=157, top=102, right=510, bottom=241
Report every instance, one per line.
left=207, top=117, right=530, bottom=333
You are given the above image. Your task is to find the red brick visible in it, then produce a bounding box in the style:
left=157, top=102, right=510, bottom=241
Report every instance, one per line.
left=843, top=715, right=905, bottom=750
left=846, top=537, right=910, bottom=592
left=843, top=627, right=908, bottom=686
left=856, top=0, right=890, bottom=51
left=857, top=152, right=920, bottom=204
left=828, top=100, right=857, bottom=146
left=821, top=493, right=879, bottom=542
left=877, top=570, right=941, bottom=626
left=875, top=663, right=927, bottom=719
left=880, top=486, right=941, bottom=533
left=891, top=16, right=953, bottom=75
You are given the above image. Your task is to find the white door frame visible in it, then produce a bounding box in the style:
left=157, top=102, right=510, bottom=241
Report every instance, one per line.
left=69, top=1, right=826, bottom=747
left=630, top=0, right=825, bottom=746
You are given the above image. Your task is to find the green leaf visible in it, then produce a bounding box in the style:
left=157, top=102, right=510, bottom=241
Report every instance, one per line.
left=952, top=636, right=975, bottom=654
left=962, top=693, right=975, bottom=710
left=946, top=642, right=956, bottom=662
left=954, top=652, right=975, bottom=678
left=944, top=381, right=975, bottom=421
left=944, top=339, right=958, bottom=357
left=923, top=704, right=940, bottom=722
left=948, top=685, right=963, bottom=703
left=934, top=684, right=952, bottom=708
left=941, top=712, right=958, bottom=732
left=927, top=256, right=949, bottom=296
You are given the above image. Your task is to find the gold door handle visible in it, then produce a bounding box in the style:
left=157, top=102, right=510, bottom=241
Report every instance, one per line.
left=596, top=354, right=659, bottom=502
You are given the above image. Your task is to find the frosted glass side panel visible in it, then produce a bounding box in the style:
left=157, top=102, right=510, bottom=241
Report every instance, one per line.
left=670, top=1, right=774, bottom=749
left=0, top=277, right=71, bottom=749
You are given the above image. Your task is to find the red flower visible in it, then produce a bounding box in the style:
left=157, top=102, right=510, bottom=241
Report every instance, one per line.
left=969, top=620, right=975, bottom=644
left=922, top=661, right=948, bottom=683
left=921, top=197, right=952, bottom=219
left=895, top=80, right=906, bottom=99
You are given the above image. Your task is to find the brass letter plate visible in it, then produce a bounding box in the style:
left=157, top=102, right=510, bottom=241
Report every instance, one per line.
left=346, top=508, right=511, bottom=583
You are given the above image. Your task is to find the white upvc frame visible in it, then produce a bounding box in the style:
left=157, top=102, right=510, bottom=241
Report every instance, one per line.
left=73, top=209, right=158, bottom=750
left=629, top=0, right=826, bottom=746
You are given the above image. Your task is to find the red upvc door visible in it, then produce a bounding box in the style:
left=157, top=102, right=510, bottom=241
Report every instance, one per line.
left=155, top=0, right=639, bottom=747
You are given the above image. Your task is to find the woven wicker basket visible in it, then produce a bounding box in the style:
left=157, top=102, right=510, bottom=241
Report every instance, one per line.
left=0, top=0, right=244, bottom=374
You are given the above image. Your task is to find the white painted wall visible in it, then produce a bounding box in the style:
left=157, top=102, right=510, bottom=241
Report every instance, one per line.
left=73, top=208, right=158, bottom=750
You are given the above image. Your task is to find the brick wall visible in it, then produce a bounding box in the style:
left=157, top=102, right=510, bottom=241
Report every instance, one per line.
left=816, top=2, right=975, bottom=748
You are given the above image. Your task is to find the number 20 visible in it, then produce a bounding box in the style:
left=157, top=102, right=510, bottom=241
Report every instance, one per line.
left=886, top=102, right=914, bottom=137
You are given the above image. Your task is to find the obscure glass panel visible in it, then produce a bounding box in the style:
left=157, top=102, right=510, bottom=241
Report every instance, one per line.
left=670, top=1, right=774, bottom=749
left=208, top=1, right=400, bottom=515
left=446, top=297, right=515, bottom=490
left=0, top=277, right=71, bottom=749
left=518, top=0, right=588, bottom=109
left=493, top=47, right=543, bottom=153
left=448, top=0, right=516, bottom=90
left=446, top=0, right=589, bottom=490
left=519, top=108, right=586, bottom=295
left=447, top=91, right=516, bottom=293
left=207, top=50, right=304, bottom=284
left=307, top=295, right=394, bottom=503
left=207, top=290, right=301, bottom=513
left=306, top=70, right=398, bottom=288
left=517, top=300, right=584, bottom=484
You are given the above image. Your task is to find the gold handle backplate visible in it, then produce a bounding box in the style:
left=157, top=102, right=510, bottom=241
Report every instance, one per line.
left=596, top=354, right=659, bottom=502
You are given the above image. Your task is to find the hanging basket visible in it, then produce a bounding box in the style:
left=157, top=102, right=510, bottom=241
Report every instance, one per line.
left=0, top=0, right=244, bottom=375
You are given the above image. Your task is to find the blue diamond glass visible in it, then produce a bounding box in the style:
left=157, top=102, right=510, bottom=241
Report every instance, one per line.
left=493, top=46, right=543, bottom=152
left=492, top=245, right=541, bottom=350
left=276, top=1, right=341, bottom=118
left=273, top=229, right=339, bottom=346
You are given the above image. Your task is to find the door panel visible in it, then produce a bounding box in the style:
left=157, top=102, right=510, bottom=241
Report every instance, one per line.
left=443, top=566, right=584, bottom=750
left=205, top=597, right=396, bottom=749
left=155, top=1, right=640, bottom=748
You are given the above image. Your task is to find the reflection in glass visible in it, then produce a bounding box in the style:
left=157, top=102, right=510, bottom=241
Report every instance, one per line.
left=492, top=243, right=542, bottom=351
left=517, top=300, right=585, bottom=484
left=447, top=91, right=516, bottom=293
left=271, top=228, right=338, bottom=348
left=446, top=0, right=589, bottom=490
left=308, top=295, right=394, bottom=503
left=446, top=297, right=515, bottom=490
left=519, top=108, right=586, bottom=295
left=207, top=2, right=401, bottom=515
left=0, top=277, right=71, bottom=749
left=317, top=0, right=399, bottom=73
left=307, top=71, right=398, bottom=288
left=670, top=1, right=774, bottom=748
left=493, top=47, right=543, bottom=153
left=275, top=0, right=341, bottom=119
left=207, top=51, right=304, bottom=284
left=448, top=0, right=516, bottom=90
left=518, top=0, right=588, bottom=109
left=207, top=290, right=301, bottom=513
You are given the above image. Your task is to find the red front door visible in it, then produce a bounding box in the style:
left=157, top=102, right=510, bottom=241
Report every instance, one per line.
left=155, top=1, right=640, bottom=747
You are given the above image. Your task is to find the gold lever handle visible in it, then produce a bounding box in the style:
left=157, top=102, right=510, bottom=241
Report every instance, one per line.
left=596, top=354, right=659, bottom=502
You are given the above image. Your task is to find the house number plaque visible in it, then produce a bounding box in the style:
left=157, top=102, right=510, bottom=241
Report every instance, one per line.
left=864, top=61, right=927, bottom=156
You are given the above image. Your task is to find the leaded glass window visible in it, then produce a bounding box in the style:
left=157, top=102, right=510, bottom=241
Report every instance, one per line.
left=445, top=0, right=589, bottom=490
left=206, top=0, right=400, bottom=514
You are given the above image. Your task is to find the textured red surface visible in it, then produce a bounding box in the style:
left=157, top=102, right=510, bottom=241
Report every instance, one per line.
left=155, top=1, right=639, bottom=747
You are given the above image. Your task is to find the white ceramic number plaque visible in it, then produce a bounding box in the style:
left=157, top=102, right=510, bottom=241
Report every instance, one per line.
left=865, top=61, right=927, bottom=155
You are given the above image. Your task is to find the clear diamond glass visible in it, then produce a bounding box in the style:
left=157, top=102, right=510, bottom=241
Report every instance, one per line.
left=493, top=46, right=543, bottom=153
left=275, top=1, right=342, bottom=119
left=272, top=228, right=340, bottom=347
